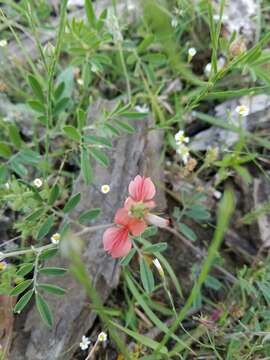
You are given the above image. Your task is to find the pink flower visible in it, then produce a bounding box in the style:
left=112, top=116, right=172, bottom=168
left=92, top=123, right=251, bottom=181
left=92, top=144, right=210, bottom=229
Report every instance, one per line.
left=125, top=175, right=156, bottom=210
left=103, top=208, right=146, bottom=258
left=103, top=175, right=169, bottom=258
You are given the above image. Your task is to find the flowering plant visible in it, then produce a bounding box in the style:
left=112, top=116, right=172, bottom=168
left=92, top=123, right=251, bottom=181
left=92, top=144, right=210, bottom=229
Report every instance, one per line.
left=103, top=175, right=169, bottom=258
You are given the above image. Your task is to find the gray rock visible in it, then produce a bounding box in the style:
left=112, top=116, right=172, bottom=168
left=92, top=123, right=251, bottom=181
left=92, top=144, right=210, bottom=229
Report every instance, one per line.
left=190, top=94, right=270, bottom=151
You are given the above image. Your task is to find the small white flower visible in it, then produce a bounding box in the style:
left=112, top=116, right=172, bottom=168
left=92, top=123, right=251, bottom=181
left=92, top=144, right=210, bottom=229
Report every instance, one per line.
left=4, top=182, right=10, bottom=190
left=204, top=63, right=212, bottom=76
left=176, top=144, right=190, bottom=164
left=188, top=47, right=197, bottom=58
left=153, top=258, right=165, bottom=278
left=97, top=331, right=107, bottom=342
left=135, top=104, right=149, bottom=113
left=77, top=78, right=84, bottom=86
left=0, top=39, right=7, bottom=47
left=79, top=335, right=91, bottom=351
left=171, top=17, right=178, bottom=28
left=213, top=190, right=222, bottom=199
left=175, top=130, right=189, bottom=145
left=101, top=184, right=110, bottom=194
left=205, top=57, right=225, bottom=77
left=51, top=233, right=61, bottom=245
left=235, top=104, right=249, bottom=117
left=33, top=178, right=43, bottom=188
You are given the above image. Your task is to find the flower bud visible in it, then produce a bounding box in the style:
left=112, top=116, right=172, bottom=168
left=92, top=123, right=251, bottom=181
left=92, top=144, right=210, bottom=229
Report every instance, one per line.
left=229, top=38, right=246, bottom=57
left=43, top=42, right=55, bottom=57
left=145, top=214, right=169, bottom=229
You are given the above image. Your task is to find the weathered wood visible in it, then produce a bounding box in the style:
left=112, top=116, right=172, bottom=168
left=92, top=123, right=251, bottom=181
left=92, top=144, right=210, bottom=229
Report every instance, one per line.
left=0, top=295, right=15, bottom=359
left=10, top=99, right=165, bottom=360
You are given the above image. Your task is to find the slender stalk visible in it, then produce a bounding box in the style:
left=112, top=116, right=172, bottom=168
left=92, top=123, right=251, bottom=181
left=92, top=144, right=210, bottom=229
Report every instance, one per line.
left=44, top=0, right=68, bottom=176
left=85, top=339, right=99, bottom=360
left=0, top=223, right=112, bottom=261
left=118, top=41, right=131, bottom=102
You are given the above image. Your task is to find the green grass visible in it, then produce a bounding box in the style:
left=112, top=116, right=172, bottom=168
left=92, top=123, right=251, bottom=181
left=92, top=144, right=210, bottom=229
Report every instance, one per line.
left=0, top=0, right=270, bottom=358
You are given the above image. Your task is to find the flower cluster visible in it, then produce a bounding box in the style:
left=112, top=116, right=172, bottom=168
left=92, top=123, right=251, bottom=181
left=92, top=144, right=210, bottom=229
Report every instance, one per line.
left=174, top=130, right=190, bottom=164
left=103, top=175, right=169, bottom=258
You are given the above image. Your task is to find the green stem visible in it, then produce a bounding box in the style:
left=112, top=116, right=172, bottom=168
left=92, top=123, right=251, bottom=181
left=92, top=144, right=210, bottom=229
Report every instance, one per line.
left=118, top=41, right=131, bottom=102
left=45, top=0, right=68, bottom=176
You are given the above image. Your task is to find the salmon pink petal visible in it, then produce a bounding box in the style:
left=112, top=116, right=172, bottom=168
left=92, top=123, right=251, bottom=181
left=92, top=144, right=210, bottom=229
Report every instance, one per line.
left=128, top=175, right=143, bottom=201
left=128, top=218, right=147, bottom=236
left=128, top=175, right=156, bottom=202
left=103, top=226, right=131, bottom=258
left=142, top=177, right=156, bottom=201
left=114, top=208, right=130, bottom=226
left=103, top=227, right=121, bottom=251
left=110, top=236, right=132, bottom=258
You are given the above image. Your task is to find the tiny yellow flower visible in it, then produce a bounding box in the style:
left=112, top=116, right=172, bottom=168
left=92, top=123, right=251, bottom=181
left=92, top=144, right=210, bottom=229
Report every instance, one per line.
left=33, top=178, right=43, bottom=188
left=175, top=130, right=189, bottom=145
left=51, top=233, right=61, bottom=245
left=101, top=184, right=110, bottom=194
left=235, top=105, right=249, bottom=117
left=97, top=331, right=107, bottom=342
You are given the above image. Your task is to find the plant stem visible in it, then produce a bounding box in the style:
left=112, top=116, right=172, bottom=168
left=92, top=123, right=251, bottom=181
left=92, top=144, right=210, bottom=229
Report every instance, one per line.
left=45, top=0, right=68, bottom=176
left=0, top=223, right=112, bottom=261
left=118, top=41, right=131, bottom=102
